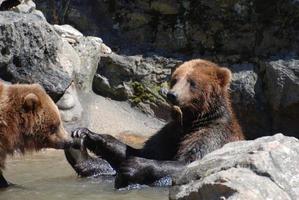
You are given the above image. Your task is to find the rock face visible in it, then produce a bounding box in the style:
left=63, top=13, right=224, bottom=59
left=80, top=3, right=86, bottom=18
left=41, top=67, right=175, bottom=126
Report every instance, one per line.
left=71, top=36, right=111, bottom=91
left=170, top=134, right=299, bottom=200
left=93, top=53, right=180, bottom=119
left=34, top=0, right=299, bottom=56
left=0, top=11, right=72, bottom=101
left=56, top=83, right=83, bottom=124
left=229, top=63, right=271, bottom=139
left=261, top=56, right=299, bottom=136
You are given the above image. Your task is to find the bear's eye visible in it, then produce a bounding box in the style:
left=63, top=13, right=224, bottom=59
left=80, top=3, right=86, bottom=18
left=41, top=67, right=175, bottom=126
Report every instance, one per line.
left=188, top=79, right=196, bottom=89
left=170, top=78, right=177, bottom=87
left=50, top=125, right=58, bottom=135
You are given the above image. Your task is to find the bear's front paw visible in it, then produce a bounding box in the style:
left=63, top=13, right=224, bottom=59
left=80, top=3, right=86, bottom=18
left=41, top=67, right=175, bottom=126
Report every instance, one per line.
left=71, top=127, right=92, bottom=139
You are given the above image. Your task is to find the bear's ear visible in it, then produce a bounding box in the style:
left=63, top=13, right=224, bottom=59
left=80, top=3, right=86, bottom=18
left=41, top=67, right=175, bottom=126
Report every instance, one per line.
left=216, top=67, right=232, bottom=87
left=22, top=93, right=41, bottom=112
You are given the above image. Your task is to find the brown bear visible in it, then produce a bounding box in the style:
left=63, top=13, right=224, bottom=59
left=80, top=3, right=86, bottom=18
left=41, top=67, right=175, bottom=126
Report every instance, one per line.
left=0, top=81, right=72, bottom=188
left=65, top=59, right=244, bottom=188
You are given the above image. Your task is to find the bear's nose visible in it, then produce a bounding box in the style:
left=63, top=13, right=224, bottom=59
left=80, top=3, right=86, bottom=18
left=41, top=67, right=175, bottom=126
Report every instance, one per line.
left=167, top=91, right=178, bottom=104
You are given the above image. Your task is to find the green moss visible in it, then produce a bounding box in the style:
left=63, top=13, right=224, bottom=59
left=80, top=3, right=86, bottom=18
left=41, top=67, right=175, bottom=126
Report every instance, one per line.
left=129, top=81, right=168, bottom=106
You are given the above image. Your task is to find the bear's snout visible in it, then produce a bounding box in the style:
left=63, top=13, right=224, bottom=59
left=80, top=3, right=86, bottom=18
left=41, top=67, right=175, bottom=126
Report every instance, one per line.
left=47, top=127, right=73, bottom=149
left=167, top=91, right=178, bottom=105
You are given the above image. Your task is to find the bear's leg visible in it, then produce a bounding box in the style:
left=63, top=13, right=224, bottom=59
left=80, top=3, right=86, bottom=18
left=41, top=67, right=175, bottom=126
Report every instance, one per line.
left=0, top=171, right=9, bottom=188
left=64, top=148, right=116, bottom=177
left=71, top=127, right=141, bottom=170
left=114, top=157, right=185, bottom=189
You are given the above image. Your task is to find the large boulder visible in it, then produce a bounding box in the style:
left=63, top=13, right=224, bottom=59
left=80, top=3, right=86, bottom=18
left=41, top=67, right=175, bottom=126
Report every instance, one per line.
left=0, top=11, right=73, bottom=101
left=72, top=36, right=111, bottom=91
left=261, top=56, right=299, bottom=136
left=170, top=134, right=299, bottom=200
left=229, top=63, right=271, bottom=139
left=93, top=53, right=180, bottom=119
left=53, top=24, right=112, bottom=91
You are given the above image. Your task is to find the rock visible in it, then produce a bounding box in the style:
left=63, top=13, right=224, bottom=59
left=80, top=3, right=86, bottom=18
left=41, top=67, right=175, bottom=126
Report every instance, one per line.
left=229, top=63, right=271, bottom=139
left=263, top=57, right=299, bottom=111
left=86, top=36, right=112, bottom=55
left=0, top=12, right=72, bottom=101
left=11, top=0, right=35, bottom=13
left=99, top=42, right=112, bottom=55
left=30, top=9, right=46, bottom=20
left=230, top=64, right=258, bottom=106
left=34, top=0, right=299, bottom=55
left=170, top=134, right=299, bottom=200
left=57, top=83, right=83, bottom=123
left=93, top=53, right=180, bottom=119
left=71, top=37, right=104, bottom=91
left=53, top=24, right=83, bottom=43
left=72, top=91, right=165, bottom=139
left=93, top=73, right=131, bottom=101
left=261, top=56, right=299, bottom=136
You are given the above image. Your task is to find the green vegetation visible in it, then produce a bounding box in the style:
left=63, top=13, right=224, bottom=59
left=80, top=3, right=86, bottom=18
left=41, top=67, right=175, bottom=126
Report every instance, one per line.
left=130, top=81, right=168, bottom=106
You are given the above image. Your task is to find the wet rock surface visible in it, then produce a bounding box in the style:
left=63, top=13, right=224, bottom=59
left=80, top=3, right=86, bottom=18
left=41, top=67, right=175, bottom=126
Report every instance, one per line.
left=170, top=134, right=299, bottom=200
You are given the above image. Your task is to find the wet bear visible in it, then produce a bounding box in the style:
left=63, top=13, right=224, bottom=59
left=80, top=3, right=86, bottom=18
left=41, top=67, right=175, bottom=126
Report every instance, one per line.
left=65, top=59, right=244, bottom=188
left=0, top=82, right=72, bottom=187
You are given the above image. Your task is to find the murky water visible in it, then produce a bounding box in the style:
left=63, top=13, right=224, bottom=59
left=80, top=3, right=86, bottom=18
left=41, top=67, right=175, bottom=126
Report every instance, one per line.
left=0, top=150, right=169, bottom=200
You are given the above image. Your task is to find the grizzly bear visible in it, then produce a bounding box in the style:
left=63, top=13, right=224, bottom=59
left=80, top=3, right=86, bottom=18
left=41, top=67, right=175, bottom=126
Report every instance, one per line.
left=65, top=59, right=244, bottom=188
left=0, top=81, right=72, bottom=188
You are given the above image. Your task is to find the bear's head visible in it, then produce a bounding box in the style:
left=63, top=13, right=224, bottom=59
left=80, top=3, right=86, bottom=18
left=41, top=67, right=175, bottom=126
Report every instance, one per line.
left=3, top=83, right=72, bottom=152
left=167, top=59, right=232, bottom=119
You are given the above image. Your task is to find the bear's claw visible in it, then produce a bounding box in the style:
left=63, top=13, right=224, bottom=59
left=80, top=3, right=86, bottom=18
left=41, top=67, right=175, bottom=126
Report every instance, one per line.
left=71, top=127, right=91, bottom=139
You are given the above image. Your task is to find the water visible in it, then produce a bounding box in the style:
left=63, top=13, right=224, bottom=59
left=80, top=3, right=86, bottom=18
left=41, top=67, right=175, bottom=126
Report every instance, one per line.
left=0, top=150, right=169, bottom=200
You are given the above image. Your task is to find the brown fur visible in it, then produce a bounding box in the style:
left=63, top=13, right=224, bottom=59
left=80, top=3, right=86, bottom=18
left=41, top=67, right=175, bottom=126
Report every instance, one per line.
left=65, top=59, right=244, bottom=188
left=0, top=81, right=71, bottom=169
left=168, top=59, right=244, bottom=162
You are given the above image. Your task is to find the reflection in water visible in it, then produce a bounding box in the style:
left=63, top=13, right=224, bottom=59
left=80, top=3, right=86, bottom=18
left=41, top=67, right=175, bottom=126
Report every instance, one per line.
left=0, top=150, right=168, bottom=200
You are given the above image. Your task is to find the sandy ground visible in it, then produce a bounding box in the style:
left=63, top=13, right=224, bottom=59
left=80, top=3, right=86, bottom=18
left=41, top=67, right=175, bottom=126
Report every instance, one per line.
left=65, top=91, right=166, bottom=146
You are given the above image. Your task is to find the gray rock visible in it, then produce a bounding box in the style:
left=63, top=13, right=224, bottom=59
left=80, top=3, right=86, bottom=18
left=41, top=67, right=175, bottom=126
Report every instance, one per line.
left=30, top=9, right=46, bottom=20
left=230, top=63, right=258, bottom=106
left=263, top=58, right=299, bottom=111
left=95, top=53, right=180, bottom=93
left=11, top=0, right=35, bottom=13
left=71, top=37, right=104, bottom=91
left=93, top=73, right=131, bottom=101
left=94, top=53, right=180, bottom=118
left=34, top=0, right=299, bottom=55
left=229, top=63, right=271, bottom=139
left=57, top=83, right=83, bottom=123
left=170, top=134, right=299, bottom=200
left=260, top=57, right=299, bottom=136
left=0, top=12, right=72, bottom=101
left=53, top=24, right=83, bottom=43
left=71, top=91, right=165, bottom=138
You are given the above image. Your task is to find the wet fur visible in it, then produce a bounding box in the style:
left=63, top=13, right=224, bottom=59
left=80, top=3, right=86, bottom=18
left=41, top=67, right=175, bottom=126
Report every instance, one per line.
left=0, top=82, right=71, bottom=187
left=66, top=59, right=244, bottom=188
